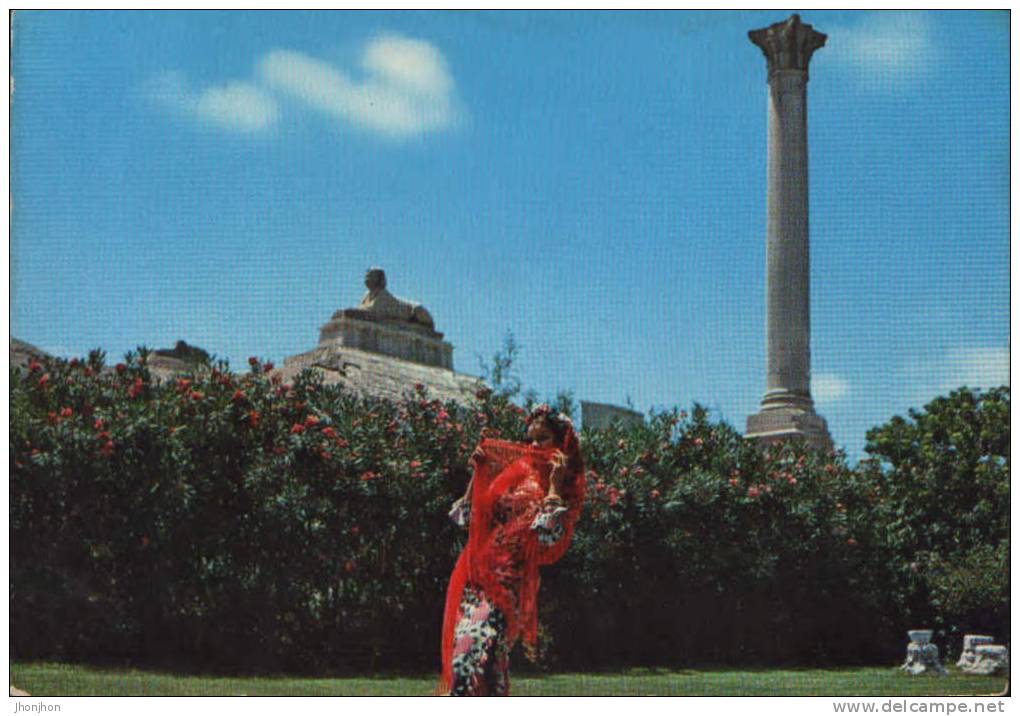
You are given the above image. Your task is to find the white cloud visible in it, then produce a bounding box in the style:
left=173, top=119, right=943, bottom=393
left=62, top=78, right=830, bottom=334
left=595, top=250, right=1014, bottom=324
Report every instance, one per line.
left=258, top=34, right=459, bottom=139
left=195, top=82, right=279, bottom=132
left=903, top=345, right=1009, bottom=408
left=147, top=70, right=279, bottom=133
left=938, top=346, right=1010, bottom=391
left=825, top=11, right=936, bottom=86
left=812, top=373, right=850, bottom=403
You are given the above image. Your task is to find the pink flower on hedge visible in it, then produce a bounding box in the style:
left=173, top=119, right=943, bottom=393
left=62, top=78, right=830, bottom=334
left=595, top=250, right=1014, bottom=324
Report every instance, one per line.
left=124, top=380, right=143, bottom=398
left=693, top=437, right=704, bottom=447
left=94, top=418, right=104, bottom=430
left=232, top=390, right=245, bottom=403
left=846, top=538, right=857, bottom=547
left=747, top=485, right=761, bottom=498
left=825, top=464, right=836, bottom=474
left=608, top=488, right=619, bottom=506
left=350, top=525, right=360, bottom=536
left=409, top=460, right=422, bottom=469
left=305, top=415, right=320, bottom=427
left=115, top=363, right=127, bottom=374
left=100, top=440, right=114, bottom=457
left=290, top=423, right=305, bottom=434
left=729, top=478, right=739, bottom=487
left=595, top=481, right=605, bottom=492
left=650, top=489, right=660, bottom=500
left=249, top=356, right=259, bottom=367
left=175, top=378, right=191, bottom=393
left=436, top=409, right=449, bottom=422
left=263, top=362, right=274, bottom=373
left=344, top=560, right=356, bottom=573
left=28, top=360, right=41, bottom=374
left=84, top=367, right=94, bottom=377
left=787, top=477, right=797, bottom=486
left=190, top=391, right=203, bottom=401
left=322, top=427, right=337, bottom=439
left=38, top=374, right=50, bottom=388
left=47, top=411, right=59, bottom=425
left=248, top=411, right=260, bottom=427
left=360, top=471, right=377, bottom=481
left=336, top=438, right=349, bottom=449
left=60, top=407, right=73, bottom=418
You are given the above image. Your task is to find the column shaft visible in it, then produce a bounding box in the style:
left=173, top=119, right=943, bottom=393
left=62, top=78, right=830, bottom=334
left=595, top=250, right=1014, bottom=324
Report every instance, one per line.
left=764, top=70, right=811, bottom=407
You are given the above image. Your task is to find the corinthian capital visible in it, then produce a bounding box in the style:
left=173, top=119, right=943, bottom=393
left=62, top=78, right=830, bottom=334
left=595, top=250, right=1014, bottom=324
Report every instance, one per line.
left=749, top=14, right=826, bottom=77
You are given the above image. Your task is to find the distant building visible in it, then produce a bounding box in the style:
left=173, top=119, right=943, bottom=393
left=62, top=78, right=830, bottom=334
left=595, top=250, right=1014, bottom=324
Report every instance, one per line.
left=281, top=268, right=482, bottom=404
left=581, top=401, right=643, bottom=431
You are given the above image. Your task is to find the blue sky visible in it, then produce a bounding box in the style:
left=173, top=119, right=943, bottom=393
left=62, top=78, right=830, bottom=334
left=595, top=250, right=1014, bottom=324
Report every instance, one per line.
left=10, top=10, right=1009, bottom=460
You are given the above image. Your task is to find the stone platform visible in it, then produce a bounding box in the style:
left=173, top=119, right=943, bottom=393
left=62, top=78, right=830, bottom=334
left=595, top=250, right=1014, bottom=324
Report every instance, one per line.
left=746, top=404, right=832, bottom=449
left=281, top=344, right=481, bottom=405
left=318, top=314, right=453, bottom=370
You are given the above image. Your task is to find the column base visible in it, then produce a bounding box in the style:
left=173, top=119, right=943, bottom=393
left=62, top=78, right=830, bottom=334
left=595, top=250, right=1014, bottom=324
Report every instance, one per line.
left=746, top=404, right=832, bottom=450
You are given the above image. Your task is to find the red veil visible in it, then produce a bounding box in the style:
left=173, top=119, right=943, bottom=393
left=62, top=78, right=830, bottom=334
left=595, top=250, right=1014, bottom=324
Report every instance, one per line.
left=439, top=427, right=585, bottom=692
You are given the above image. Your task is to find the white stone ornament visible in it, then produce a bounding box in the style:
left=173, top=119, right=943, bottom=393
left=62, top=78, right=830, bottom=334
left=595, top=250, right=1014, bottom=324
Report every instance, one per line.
left=900, top=630, right=947, bottom=676
left=956, top=634, right=995, bottom=669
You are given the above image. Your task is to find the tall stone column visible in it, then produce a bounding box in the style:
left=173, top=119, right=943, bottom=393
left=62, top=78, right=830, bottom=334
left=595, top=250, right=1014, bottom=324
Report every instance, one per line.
left=746, top=15, right=831, bottom=448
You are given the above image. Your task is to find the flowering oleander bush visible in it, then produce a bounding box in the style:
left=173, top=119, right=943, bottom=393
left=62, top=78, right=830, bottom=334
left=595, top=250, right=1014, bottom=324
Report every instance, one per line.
left=545, top=406, right=898, bottom=668
left=9, top=350, right=1009, bottom=672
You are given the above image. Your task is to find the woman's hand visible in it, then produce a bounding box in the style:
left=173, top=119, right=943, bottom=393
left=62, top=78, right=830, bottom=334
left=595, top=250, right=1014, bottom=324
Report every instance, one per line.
left=548, top=450, right=568, bottom=499
left=469, top=444, right=487, bottom=469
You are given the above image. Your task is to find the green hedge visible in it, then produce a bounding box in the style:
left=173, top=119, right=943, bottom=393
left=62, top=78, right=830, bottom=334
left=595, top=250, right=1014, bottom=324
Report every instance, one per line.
left=9, top=351, right=1008, bottom=672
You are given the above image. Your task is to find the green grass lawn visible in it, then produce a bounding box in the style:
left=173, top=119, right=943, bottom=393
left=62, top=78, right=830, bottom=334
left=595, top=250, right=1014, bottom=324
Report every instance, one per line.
left=10, top=662, right=1008, bottom=696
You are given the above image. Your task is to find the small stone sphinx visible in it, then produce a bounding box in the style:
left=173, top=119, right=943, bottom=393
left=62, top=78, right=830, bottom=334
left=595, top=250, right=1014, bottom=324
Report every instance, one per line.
left=317, top=268, right=453, bottom=369
left=342, top=268, right=437, bottom=333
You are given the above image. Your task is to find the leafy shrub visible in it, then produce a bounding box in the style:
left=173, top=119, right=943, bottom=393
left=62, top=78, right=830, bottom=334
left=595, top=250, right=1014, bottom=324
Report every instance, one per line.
left=9, top=352, right=1009, bottom=672
left=856, top=387, right=1010, bottom=653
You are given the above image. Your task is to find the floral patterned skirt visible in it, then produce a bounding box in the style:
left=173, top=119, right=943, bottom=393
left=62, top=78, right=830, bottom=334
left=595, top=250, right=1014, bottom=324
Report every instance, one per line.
left=449, top=586, right=511, bottom=696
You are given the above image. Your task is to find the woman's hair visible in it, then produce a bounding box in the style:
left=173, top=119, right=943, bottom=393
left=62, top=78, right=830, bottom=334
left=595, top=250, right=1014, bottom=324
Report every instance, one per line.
left=525, top=403, right=569, bottom=445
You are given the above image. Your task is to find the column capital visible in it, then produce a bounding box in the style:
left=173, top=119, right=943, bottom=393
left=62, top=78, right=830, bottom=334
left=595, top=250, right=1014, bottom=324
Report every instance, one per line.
left=749, top=14, right=826, bottom=78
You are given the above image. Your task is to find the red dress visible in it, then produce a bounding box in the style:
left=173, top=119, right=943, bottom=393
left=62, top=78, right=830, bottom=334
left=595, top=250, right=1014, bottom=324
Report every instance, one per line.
left=440, top=437, right=584, bottom=695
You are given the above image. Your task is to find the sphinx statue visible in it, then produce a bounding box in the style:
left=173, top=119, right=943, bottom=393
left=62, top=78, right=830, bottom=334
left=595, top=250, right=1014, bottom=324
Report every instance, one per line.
left=354, top=268, right=435, bottom=330
left=316, top=268, right=451, bottom=369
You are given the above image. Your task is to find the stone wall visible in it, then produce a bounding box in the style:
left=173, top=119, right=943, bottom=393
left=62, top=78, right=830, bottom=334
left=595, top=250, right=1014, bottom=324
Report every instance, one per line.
left=581, top=401, right=643, bottom=431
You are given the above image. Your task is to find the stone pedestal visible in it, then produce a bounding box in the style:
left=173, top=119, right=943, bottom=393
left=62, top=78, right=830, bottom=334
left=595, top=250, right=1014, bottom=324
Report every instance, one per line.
left=901, top=630, right=947, bottom=676
left=963, top=645, right=1009, bottom=676
left=956, top=634, right=995, bottom=669
left=745, top=15, right=832, bottom=448
left=318, top=313, right=453, bottom=370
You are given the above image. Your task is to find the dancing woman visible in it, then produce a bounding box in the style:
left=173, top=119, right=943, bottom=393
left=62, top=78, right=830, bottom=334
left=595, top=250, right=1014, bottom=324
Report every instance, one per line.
left=439, top=404, right=585, bottom=695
